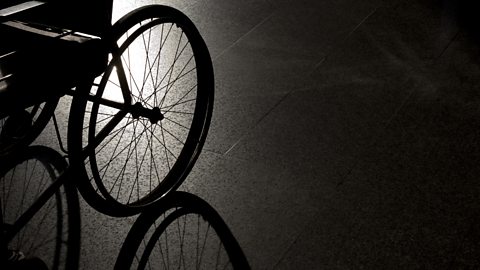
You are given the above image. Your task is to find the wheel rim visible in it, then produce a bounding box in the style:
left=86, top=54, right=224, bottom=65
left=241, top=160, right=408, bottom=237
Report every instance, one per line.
left=115, top=192, right=250, bottom=270
left=81, top=15, right=210, bottom=208
left=137, top=209, right=239, bottom=270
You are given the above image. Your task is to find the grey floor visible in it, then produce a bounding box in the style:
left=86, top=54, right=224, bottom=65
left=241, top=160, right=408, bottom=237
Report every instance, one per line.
left=32, top=0, right=480, bottom=268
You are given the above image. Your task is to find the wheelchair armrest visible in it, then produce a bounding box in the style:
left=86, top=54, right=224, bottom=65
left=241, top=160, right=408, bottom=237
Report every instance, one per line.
left=0, top=1, right=45, bottom=19
left=1, top=20, right=108, bottom=75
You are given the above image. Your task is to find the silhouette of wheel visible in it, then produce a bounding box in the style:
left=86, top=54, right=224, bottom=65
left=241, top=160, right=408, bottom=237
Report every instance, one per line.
left=115, top=192, right=250, bottom=270
left=0, top=100, right=58, bottom=157
left=68, top=5, right=214, bottom=217
left=0, top=146, right=80, bottom=270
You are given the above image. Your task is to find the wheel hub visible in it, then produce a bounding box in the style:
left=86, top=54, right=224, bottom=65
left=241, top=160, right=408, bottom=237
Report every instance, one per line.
left=130, top=102, right=164, bottom=124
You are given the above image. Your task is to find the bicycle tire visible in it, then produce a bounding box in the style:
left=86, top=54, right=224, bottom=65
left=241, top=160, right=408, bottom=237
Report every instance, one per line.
left=68, top=5, right=214, bottom=217
left=114, top=192, right=250, bottom=270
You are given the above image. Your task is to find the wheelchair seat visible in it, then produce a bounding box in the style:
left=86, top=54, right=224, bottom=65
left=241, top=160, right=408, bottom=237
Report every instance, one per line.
left=0, top=0, right=112, bottom=112
left=0, top=19, right=108, bottom=112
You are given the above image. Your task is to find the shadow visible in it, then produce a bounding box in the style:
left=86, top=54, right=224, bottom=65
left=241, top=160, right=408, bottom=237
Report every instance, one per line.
left=0, top=146, right=249, bottom=269
left=0, top=1, right=110, bottom=112
left=115, top=191, right=251, bottom=270
left=0, top=1, right=109, bottom=157
left=1, top=2, right=215, bottom=216
left=0, top=145, right=80, bottom=270
left=442, top=0, right=480, bottom=43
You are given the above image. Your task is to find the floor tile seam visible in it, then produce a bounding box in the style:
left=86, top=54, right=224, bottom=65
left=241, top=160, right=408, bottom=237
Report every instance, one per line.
left=306, top=0, right=423, bottom=75
left=334, top=77, right=418, bottom=188
left=308, top=6, right=379, bottom=75
left=270, top=230, right=303, bottom=270
left=223, top=91, right=292, bottom=156
left=328, top=87, right=420, bottom=245
left=436, top=30, right=461, bottom=59
left=214, top=90, right=290, bottom=101
left=270, top=186, right=358, bottom=270
left=206, top=90, right=291, bottom=158
left=269, top=194, right=345, bottom=270
left=212, top=10, right=277, bottom=63
left=200, top=148, right=225, bottom=156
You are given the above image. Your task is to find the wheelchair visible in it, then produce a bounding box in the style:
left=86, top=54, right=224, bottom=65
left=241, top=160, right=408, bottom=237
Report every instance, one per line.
left=0, top=0, right=214, bottom=217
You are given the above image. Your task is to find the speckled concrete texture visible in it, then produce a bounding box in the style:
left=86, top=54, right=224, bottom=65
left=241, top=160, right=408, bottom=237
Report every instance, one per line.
left=20, top=0, right=480, bottom=268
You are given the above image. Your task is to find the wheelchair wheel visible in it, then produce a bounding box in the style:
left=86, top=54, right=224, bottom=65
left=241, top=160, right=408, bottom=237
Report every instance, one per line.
left=0, top=146, right=80, bottom=270
left=68, top=5, right=214, bottom=216
left=0, top=99, right=58, bottom=157
left=114, top=192, right=250, bottom=270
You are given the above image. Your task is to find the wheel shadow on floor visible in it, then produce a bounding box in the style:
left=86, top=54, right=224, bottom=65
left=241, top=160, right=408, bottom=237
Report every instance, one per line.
left=115, top=191, right=250, bottom=270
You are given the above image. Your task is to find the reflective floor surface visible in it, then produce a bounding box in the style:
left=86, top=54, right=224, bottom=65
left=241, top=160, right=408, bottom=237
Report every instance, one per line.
left=30, top=0, right=480, bottom=268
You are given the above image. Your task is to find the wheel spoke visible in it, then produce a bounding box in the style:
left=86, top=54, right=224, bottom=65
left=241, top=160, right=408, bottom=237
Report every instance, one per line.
left=161, top=79, right=197, bottom=107
left=74, top=12, right=212, bottom=210
left=161, top=96, right=196, bottom=112
left=99, top=117, right=134, bottom=181
left=163, top=117, right=190, bottom=130
left=112, top=120, right=141, bottom=199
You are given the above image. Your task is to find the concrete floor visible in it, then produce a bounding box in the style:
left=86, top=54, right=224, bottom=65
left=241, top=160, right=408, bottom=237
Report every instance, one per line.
left=29, top=0, right=480, bottom=268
